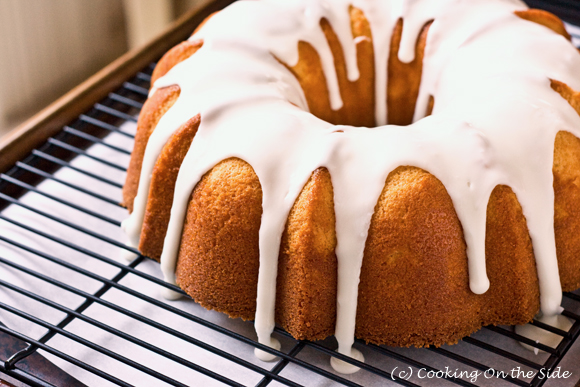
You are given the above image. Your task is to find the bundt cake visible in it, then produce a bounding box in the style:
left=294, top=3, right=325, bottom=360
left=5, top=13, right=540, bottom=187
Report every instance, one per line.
left=121, top=0, right=580, bottom=372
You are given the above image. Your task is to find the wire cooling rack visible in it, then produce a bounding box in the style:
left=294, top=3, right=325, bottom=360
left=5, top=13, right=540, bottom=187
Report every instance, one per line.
left=2, top=10, right=580, bottom=387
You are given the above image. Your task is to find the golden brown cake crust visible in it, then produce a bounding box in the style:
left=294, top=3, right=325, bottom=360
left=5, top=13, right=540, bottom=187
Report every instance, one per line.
left=175, top=158, right=262, bottom=320
left=551, top=80, right=580, bottom=291
left=554, top=131, right=580, bottom=291
left=122, top=85, right=180, bottom=212
left=139, top=115, right=200, bottom=261
left=387, top=19, right=432, bottom=126
left=483, top=185, right=539, bottom=326
left=356, top=166, right=480, bottom=347
left=276, top=168, right=337, bottom=340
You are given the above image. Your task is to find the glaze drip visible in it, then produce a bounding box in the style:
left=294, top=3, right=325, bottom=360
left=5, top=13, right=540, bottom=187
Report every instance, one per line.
left=121, top=0, right=580, bottom=371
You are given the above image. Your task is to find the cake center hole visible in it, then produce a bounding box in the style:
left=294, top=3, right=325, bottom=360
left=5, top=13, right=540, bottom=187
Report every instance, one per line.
left=283, top=15, right=434, bottom=128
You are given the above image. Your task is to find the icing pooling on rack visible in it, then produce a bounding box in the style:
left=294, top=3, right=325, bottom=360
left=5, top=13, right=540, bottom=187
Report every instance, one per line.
left=121, top=0, right=580, bottom=369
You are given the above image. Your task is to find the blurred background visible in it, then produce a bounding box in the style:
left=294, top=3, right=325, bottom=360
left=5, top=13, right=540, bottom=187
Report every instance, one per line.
left=0, top=0, right=208, bottom=139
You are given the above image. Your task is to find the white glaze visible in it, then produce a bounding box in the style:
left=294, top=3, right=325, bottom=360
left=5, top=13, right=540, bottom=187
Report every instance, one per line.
left=330, top=348, right=364, bottom=374
left=160, top=287, right=183, bottom=301
left=121, top=0, right=580, bottom=372
left=254, top=337, right=281, bottom=362
left=121, top=248, right=138, bottom=263
left=516, top=310, right=573, bottom=353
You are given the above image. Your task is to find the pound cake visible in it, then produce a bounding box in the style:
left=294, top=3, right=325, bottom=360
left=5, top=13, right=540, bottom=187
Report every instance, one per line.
left=121, top=0, right=580, bottom=371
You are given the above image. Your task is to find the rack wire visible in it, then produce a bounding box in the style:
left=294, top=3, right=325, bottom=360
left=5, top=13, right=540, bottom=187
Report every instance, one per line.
left=1, top=20, right=580, bottom=387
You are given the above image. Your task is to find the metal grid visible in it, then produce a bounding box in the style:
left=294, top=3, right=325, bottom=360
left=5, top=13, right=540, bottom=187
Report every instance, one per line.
left=1, top=36, right=580, bottom=387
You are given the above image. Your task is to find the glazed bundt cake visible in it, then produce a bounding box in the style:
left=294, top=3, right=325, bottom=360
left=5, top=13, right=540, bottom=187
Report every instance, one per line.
left=122, top=0, right=580, bottom=371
